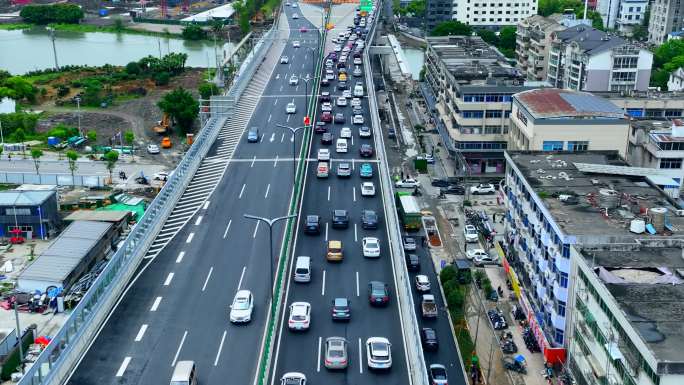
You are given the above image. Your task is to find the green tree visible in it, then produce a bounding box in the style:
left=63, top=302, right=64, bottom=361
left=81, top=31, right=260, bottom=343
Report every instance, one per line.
left=198, top=82, right=220, bottom=99
left=124, top=131, right=135, bottom=147
left=30, top=149, right=43, bottom=175
left=210, top=19, right=224, bottom=36
left=154, top=72, right=171, bottom=86
left=157, top=88, right=199, bottom=134
left=182, top=24, right=207, bottom=40
left=87, top=129, right=97, bottom=143
left=14, top=128, right=26, bottom=158
left=113, top=18, right=125, bottom=32
left=125, top=61, right=142, bottom=75
left=1, top=77, right=37, bottom=103
left=66, top=150, right=79, bottom=185
left=431, top=21, right=472, bottom=36
left=103, top=150, right=119, bottom=184
left=476, top=29, right=498, bottom=45
left=20, top=4, right=84, bottom=24
left=498, top=26, right=517, bottom=58
left=82, top=79, right=103, bottom=107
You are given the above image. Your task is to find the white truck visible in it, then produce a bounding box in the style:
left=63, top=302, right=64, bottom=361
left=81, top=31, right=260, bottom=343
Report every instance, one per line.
left=421, top=294, right=438, bottom=318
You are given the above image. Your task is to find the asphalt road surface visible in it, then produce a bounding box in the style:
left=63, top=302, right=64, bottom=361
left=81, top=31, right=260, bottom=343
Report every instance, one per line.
left=67, top=6, right=322, bottom=385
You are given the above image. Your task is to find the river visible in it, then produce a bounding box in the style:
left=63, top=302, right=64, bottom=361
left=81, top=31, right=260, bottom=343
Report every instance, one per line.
left=403, top=47, right=424, bottom=80
left=0, top=28, right=234, bottom=74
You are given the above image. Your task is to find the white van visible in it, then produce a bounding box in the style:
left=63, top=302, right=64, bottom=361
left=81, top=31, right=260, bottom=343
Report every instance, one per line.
left=336, top=138, right=348, bottom=153
left=170, top=361, right=197, bottom=385
left=353, top=84, right=364, bottom=97
left=294, top=256, right=311, bottom=283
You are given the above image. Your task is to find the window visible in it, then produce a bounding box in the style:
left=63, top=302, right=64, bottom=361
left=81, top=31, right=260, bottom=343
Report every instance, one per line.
left=554, top=328, right=564, bottom=345
left=660, top=158, right=683, bottom=169
left=557, top=300, right=566, bottom=317
left=485, top=110, right=503, bottom=118
left=462, top=110, right=484, bottom=118
left=5, top=208, right=31, bottom=216
left=542, top=141, right=563, bottom=151
left=612, top=71, right=636, bottom=82
left=567, top=141, right=588, bottom=151
left=484, top=125, right=501, bottom=134
left=560, top=272, right=568, bottom=288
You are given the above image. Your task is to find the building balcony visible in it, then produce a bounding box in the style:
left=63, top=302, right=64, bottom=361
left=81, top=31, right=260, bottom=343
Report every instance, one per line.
left=537, top=257, right=548, bottom=273
left=554, top=255, right=571, bottom=274
left=553, top=279, right=568, bottom=303
left=551, top=307, right=566, bottom=330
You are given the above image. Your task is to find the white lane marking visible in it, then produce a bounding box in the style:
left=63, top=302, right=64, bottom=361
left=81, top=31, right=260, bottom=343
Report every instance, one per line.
left=176, top=252, right=185, bottom=263
left=163, top=273, right=174, bottom=286
left=150, top=296, right=162, bottom=312
left=359, top=338, right=363, bottom=374
left=321, top=270, right=326, bottom=296
left=195, top=216, right=203, bottom=226
left=280, top=85, right=283, bottom=92
left=270, top=133, right=276, bottom=142
left=317, top=337, right=322, bottom=372
left=325, top=222, right=329, bottom=241
left=253, top=221, right=260, bottom=238
left=237, top=266, right=246, bottom=290
left=356, top=271, right=360, bottom=297
left=276, top=73, right=280, bottom=79
left=351, top=135, right=354, bottom=146
left=134, top=324, right=148, bottom=342
left=302, top=62, right=305, bottom=69
left=201, top=267, right=213, bottom=292
left=239, top=183, right=246, bottom=199
left=354, top=224, right=358, bottom=242
left=353, top=187, right=356, bottom=202
left=281, top=133, right=285, bottom=142
left=274, top=155, right=279, bottom=168
left=327, top=186, right=331, bottom=201
left=268, top=114, right=272, bottom=122
left=214, top=330, right=227, bottom=366
left=171, top=331, right=188, bottom=367
left=352, top=158, right=355, bottom=170
left=223, top=219, right=232, bottom=239
left=186, top=233, right=194, bottom=243
left=116, top=357, right=131, bottom=377
left=251, top=156, right=256, bottom=168
left=265, top=184, right=271, bottom=198
left=203, top=201, right=210, bottom=210
left=291, top=134, right=295, bottom=142
left=274, top=98, right=278, bottom=106
left=287, top=114, right=291, bottom=122
left=260, top=133, right=265, bottom=143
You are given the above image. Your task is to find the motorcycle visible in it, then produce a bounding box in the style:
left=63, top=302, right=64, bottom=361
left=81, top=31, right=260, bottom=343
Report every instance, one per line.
left=503, top=357, right=527, bottom=374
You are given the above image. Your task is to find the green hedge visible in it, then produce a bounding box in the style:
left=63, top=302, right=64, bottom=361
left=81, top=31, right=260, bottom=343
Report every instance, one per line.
left=440, top=265, right=474, bottom=367
left=20, top=4, right=84, bottom=25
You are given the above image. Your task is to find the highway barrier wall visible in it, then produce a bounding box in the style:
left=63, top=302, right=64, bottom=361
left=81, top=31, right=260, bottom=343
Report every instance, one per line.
left=16, top=24, right=278, bottom=385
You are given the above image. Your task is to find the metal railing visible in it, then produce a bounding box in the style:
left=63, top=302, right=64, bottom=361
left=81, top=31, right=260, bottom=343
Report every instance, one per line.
left=364, top=6, right=429, bottom=385
left=17, top=21, right=278, bottom=385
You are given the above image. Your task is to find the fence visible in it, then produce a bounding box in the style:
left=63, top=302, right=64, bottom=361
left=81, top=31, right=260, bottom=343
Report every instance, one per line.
left=0, top=173, right=106, bottom=187
left=15, top=20, right=278, bottom=385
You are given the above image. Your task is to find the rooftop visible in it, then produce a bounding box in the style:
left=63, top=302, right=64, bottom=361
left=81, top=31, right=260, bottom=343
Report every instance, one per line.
left=426, top=36, right=521, bottom=81
left=0, top=190, right=55, bottom=207
left=553, top=25, right=627, bottom=55
left=514, top=88, right=625, bottom=120
left=580, top=245, right=684, bottom=367
left=507, top=151, right=684, bottom=242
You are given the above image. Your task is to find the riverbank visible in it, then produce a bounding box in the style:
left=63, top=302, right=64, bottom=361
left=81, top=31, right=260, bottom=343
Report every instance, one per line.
left=0, top=21, right=183, bottom=38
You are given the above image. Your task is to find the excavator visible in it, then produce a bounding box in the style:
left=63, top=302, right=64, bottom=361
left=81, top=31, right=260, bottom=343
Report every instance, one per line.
left=153, top=113, right=170, bottom=135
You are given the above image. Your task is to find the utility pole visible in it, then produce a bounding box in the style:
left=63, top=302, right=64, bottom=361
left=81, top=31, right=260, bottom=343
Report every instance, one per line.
left=75, top=97, right=82, bottom=137
left=14, top=302, right=24, bottom=374
left=158, top=38, right=162, bottom=59
left=49, top=28, right=59, bottom=71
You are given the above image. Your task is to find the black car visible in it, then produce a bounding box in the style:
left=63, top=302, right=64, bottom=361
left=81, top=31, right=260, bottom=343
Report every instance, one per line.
left=331, top=297, right=351, bottom=321
left=431, top=178, right=451, bottom=188
left=359, top=144, right=373, bottom=157
left=406, top=253, right=420, bottom=271
left=304, top=215, right=320, bottom=234
left=403, top=236, right=417, bottom=251
left=421, top=328, right=439, bottom=351
left=320, top=77, right=330, bottom=87
left=334, top=113, right=345, bottom=124
left=361, top=209, right=378, bottom=229
left=321, top=132, right=333, bottom=145
left=332, top=210, right=349, bottom=228
left=320, top=91, right=331, bottom=102
left=315, top=121, right=328, bottom=133
left=441, top=185, right=465, bottom=195
left=368, top=281, right=389, bottom=306
left=337, top=81, right=348, bottom=90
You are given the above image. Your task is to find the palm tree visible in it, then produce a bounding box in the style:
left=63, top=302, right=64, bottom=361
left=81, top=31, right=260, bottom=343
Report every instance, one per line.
left=30, top=149, right=43, bottom=175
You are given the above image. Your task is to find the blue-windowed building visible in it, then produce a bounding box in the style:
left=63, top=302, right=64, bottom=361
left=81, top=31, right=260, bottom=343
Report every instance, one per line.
left=0, top=190, right=61, bottom=240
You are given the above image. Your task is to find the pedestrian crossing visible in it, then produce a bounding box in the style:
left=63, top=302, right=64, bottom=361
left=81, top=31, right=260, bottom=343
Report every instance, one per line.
left=144, top=41, right=287, bottom=260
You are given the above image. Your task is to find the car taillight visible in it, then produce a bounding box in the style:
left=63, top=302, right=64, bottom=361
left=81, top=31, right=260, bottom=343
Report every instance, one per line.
left=383, top=296, right=389, bottom=301
left=340, top=359, right=347, bottom=364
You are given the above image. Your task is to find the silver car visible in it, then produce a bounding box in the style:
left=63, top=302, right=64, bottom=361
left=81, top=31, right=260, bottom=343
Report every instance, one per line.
left=324, top=337, right=348, bottom=369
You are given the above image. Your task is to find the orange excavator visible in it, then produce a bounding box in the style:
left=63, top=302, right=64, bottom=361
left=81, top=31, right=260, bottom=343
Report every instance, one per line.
left=153, top=113, right=170, bottom=135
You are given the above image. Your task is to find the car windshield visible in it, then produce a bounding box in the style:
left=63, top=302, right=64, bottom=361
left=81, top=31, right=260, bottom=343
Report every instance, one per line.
left=234, top=298, right=249, bottom=310
left=432, top=368, right=447, bottom=379
left=372, top=285, right=385, bottom=295
left=371, top=343, right=389, bottom=357
left=366, top=240, right=378, bottom=248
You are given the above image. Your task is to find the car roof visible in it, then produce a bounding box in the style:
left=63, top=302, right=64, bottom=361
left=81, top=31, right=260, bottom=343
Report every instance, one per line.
left=367, top=336, right=390, bottom=345
left=334, top=209, right=347, bottom=215
left=334, top=297, right=348, bottom=305
left=328, top=240, right=342, bottom=247
left=416, top=274, right=429, bottom=282
left=235, top=289, right=251, bottom=298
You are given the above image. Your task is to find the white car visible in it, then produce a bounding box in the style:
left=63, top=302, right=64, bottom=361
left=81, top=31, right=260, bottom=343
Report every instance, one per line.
left=146, top=144, right=160, bottom=154
left=463, top=225, right=479, bottom=243
left=470, top=183, right=496, bottom=194
left=280, top=372, right=306, bottom=385
left=292, top=40, right=300, bottom=47
left=292, top=13, right=299, bottom=19
left=289, top=75, right=299, bottom=85
left=353, top=57, right=362, bottom=65
left=342, top=90, right=352, bottom=99
left=336, top=97, right=347, bottom=107
left=325, top=70, right=335, bottom=80
left=353, top=66, right=363, bottom=77
left=317, top=148, right=330, bottom=161
left=415, top=275, right=431, bottom=292
left=229, top=290, right=253, bottom=323
left=362, top=237, right=380, bottom=257
left=361, top=182, right=375, bottom=197
left=280, top=56, right=289, bottom=64
left=340, top=127, right=352, bottom=138
left=351, top=97, right=361, bottom=107
left=288, top=301, right=311, bottom=331
left=353, top=114, right=364, bottom=125
left=153, top=171, right=171, bottom=181
left=334, top=44, right=342, bottom=52
left=359, top=126, right=371, bottom=138
left=395, top=178, right=420, bottom=188
left=466, top=248, right=489, bottom=260
left=286, top=102, right=297, bottom=114
left=321, top=102, right=332, bottom=112
left=291, top=2, right=298, bottom=7
left=366, top=337, right=392, bottom=369
left=474, top=254, right=498, bottom=266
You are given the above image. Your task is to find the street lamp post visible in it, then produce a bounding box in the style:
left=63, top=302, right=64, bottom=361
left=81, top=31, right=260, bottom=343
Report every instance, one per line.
left=243, top=214, right=297, bottom=297
left=276, top=124, right=309, bottom=188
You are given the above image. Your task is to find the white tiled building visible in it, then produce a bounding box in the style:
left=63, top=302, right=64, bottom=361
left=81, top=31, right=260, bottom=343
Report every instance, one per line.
left=454, top=0, right=537, bottom=26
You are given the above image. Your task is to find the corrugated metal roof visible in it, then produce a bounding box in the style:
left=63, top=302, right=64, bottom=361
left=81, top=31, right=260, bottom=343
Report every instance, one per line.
left=18, top=220, right=112, bottom=286
left=0, top=190, right=54, bottom=206
left=64, top=210, right=130, bottom=223
left=515, top=89, right=624, bottom=120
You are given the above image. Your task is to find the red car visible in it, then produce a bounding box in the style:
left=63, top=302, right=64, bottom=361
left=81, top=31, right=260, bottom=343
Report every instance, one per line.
left=321, top=111, right=333, bottom=122
left=300, top=26, right=307, bottom=32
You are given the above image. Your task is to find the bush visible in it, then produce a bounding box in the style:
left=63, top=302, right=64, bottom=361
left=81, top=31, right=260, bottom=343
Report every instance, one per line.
left=446, top=288, right=464, bottom=310
left=181, top=24, right=206, bottom=40
left=56, top=84, right=70, bottom=97
left=439, top=265, right=456, bottom=283
left=82, top=80, right=103, bottom=107
left=0, top=113, right=39, bottom=137
left=125, top=61, right=141, bottom=75
left=442, top=277, right=458, bottom=295
left=154, top=72, right=171, bottom=86
left=198, top=82, right=219, bottom=99
left=20, top=4, right=84, bottom=24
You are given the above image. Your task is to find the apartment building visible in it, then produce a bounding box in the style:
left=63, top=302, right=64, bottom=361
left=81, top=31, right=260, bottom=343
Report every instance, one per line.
left=426, top=0, right=455, bottom=30
left=648, top=0, right=684, bottom=45
left=597, top=0, right=647, bottom=32
left=547, top=25, right=652, bottom=92
left=570, top=243, right=684, bottom=385
left=597, top=90, right=684, bottom=118
left=667, top=68, right=684, bottom=91
left=424, top=36, right=536, bottom=175
left=453, top=0, right=537, bottom=27
left=502, top=150, right=684, bottom=354
left=509, top=88, right=630, bottom=157
left=516, top=15, right=567, bottom=82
